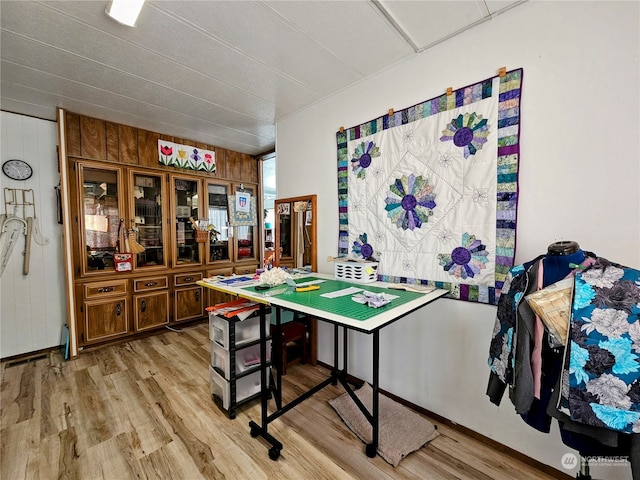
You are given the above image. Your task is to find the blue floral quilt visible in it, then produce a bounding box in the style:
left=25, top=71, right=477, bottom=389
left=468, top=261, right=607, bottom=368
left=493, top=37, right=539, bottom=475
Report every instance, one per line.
left=566, top=260, right=640, bottom=433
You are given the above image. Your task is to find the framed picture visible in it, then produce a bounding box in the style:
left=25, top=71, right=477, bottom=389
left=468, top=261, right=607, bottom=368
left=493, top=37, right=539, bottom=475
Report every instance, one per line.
left=277, top=202, right=290, bottom=215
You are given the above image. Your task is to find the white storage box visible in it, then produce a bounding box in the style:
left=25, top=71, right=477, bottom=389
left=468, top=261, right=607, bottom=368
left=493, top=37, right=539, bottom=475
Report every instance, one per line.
left=209, top=312, right=269, bottom=350
left=209, top=366, right=267, bottom=410
left=211, top=340, right=271, bottom=380
left=334, top=261, right=379, bottom=284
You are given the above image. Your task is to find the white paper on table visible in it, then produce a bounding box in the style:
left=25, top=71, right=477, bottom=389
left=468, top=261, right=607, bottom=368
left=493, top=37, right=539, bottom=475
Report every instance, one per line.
left=295, top=279, right=326, bottom=287
left=321, top=286, right=362, bottom=298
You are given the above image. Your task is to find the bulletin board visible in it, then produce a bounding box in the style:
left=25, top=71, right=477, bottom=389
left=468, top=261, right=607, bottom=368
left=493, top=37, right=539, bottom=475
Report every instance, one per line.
left=336, top=69, right=523, bottom=304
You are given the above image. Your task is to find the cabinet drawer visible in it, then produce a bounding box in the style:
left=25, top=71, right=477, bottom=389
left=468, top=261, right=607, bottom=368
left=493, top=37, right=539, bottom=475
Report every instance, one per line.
left=133, top=276, right=168, bottom=292
left=174, top=272, right=203, bottom=286
left=233, top=264, right=259, bottom=276
left=84, top=280, right=128, bottom=299
left=206, top=267, right=234, bottom=278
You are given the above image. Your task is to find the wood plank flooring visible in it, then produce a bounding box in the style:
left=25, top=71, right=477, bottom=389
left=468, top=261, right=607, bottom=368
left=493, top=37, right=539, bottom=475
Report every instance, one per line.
left=1, top=323, right=561, bottom=480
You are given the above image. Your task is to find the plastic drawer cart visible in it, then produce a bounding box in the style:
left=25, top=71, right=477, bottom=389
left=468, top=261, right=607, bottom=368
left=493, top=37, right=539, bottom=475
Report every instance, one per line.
left=208, top=303, right=271, bottom=419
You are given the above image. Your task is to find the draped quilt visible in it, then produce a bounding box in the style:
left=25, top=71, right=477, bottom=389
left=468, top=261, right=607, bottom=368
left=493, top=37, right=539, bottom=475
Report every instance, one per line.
left=336, top=69, right=523, bottom=304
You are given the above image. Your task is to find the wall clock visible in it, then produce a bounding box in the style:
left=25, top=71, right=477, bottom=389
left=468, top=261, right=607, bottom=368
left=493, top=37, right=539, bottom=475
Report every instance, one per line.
left=2, top=159, right=33, bottom=181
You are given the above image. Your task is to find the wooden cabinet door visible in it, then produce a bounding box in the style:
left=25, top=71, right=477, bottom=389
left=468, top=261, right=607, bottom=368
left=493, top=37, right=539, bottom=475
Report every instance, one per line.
left=83, top=298, right=129, bottom=344
left=171, top=175, right=203, bottom=267
left=77, top=162, right=125, bottom=277
left=130, top=169, right=168, bottom=271
left=134, top=291, right=169, bottom=331
left=233, top=183, right=258, bottom=263
left=174, top=286, right=204, bottom=322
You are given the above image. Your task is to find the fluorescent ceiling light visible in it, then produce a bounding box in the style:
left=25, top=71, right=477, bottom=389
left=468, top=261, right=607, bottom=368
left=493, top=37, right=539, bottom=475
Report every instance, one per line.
left=105, top=0, right=145, bottom=27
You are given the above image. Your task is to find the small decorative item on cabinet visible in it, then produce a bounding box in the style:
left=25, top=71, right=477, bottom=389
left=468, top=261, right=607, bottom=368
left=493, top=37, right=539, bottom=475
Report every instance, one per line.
left=195, top=229, right=209, bottom=243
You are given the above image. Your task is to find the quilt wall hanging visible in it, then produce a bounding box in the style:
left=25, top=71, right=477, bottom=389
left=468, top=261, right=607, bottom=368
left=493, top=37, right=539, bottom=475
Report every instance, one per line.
left=157, top=140, right=216, bottom=173
left=336, top=68, right=523, bottom=305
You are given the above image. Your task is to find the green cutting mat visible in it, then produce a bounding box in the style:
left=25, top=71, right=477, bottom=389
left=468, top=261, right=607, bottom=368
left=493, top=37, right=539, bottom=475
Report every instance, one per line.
left=242, top=278, right=423, bottom=321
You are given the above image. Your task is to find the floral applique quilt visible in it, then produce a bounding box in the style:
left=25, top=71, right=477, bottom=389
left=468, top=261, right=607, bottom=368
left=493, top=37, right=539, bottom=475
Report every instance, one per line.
left=336, top=69, right=523, bottom=304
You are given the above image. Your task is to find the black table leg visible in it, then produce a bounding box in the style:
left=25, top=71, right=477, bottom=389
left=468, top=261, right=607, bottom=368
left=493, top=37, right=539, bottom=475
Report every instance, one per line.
left=366, top=329, right=380, bottom=458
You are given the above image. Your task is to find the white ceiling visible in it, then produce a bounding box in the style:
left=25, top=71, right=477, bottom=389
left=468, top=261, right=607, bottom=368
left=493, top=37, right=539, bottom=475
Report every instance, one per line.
left=0, top=0, right=524, bottom=156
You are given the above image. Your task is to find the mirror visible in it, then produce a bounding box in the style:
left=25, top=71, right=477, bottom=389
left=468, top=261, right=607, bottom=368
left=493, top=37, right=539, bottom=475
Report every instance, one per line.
left=273, top=194, right=317, bottom=272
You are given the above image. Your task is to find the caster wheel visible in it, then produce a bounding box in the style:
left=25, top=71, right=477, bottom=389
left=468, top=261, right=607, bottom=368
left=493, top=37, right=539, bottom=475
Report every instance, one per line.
left=365, top=444, right=376, bottom=458
left=229, top=411, right=236, bottom=420
left=268, top=447, right=281, bottom=461
left=250, top=426, right=261, bottom=438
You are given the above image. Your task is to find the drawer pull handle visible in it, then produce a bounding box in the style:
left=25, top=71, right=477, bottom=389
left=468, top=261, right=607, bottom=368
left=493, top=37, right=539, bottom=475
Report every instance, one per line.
left=98, top=286, right=114, bottom=293
left=195, top=291, right=200, bottom=302
left=141, top=300, right=147, bottom=313
left=184, top=277, right=194, bottom=282
left=116, top=304, right=121, bottom=316
left=145, top=282, right=157, bottom=287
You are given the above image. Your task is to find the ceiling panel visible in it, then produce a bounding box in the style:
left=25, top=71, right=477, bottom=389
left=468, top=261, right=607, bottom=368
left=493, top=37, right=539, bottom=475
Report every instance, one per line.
left=0, top=0, right=525, bottom=155
left=380, top=0, right=487, bottom=50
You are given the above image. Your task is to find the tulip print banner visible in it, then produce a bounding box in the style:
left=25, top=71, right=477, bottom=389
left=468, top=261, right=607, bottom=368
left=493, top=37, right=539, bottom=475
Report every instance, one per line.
left=158, top=140, right=216, bottom=173
left=336, top=69, right=523, bottom=304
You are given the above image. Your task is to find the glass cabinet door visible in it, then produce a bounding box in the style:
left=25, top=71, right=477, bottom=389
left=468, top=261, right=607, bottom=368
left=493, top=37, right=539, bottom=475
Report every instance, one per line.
left=234, top=184, right=258, bottom=263
left=131, top=170, right=167, bottom=269
left=79, top=163, right=124, bottom=275
left=206, top=181, right=231, bottom=264
left=172, top=176, right=201, bottom=266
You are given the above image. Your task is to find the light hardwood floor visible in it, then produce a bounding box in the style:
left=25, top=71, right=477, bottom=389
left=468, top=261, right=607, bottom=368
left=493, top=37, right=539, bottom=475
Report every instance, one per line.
left=1, top=323, right=562, bottom=480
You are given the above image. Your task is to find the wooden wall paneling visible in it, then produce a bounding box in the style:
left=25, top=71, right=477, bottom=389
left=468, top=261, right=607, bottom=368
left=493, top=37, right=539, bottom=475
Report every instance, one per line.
left=227, top=150, right=243, bottom=181
left=137, top=129, right=160, bottom=168
left=80, top=116, right=107, bottom=160
left=118, top=125, right=138, bottom=165
left=65, top=112, right=81, bottom=157
left=242, top=155, right=258, bottom=183
left=106, top=122, right=119, bottom=163
left=214, top=147, right=226, bottom=178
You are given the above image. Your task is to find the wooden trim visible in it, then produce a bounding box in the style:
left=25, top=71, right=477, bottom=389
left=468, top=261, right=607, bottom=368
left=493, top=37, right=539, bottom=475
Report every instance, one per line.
left=57, top=108, right=79, bottom=357
left=274, top=194, right=317, bottom=272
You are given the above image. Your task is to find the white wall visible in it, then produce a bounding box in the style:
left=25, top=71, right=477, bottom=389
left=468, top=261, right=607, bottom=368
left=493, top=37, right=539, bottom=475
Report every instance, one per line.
left=276, top=2, right=640, bottom=478
left=0, top=112, right=66, bottom=358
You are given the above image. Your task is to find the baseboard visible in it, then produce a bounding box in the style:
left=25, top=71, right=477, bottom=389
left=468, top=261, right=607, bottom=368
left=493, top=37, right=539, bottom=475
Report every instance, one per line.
left=316, top=360, right=572, bottom=480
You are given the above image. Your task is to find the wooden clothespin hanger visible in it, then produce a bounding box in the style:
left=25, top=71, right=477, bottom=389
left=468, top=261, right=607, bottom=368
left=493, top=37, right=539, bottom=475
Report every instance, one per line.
left=498, top=67, right=507, bottom=77
left=339, top=126, right=344, bottom=133
left=388, top=108, right=394, bottom=116
left=446, top=87, right=453, bottom=96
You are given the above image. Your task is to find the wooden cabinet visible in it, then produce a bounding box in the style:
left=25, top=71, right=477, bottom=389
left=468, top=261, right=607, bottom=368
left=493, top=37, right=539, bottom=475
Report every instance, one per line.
left=133, top=276, right=169, bottom=331
left=174, top=272, right=204, bottom=322
left=61, top=110, right=261, bottom=354
left=134, top=291, right=169, bottom=332
left=80, top=279, right=129, bottom=345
